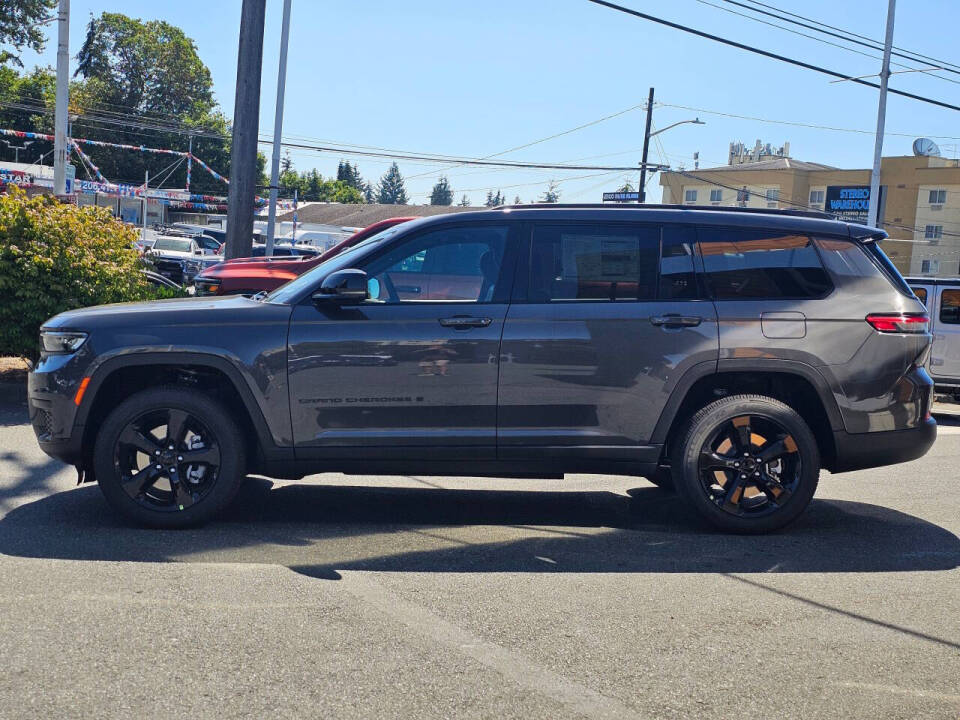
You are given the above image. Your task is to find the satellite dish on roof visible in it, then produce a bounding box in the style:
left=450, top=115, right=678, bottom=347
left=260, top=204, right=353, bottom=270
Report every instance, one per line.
left=913, top=138, right=941, bottom=157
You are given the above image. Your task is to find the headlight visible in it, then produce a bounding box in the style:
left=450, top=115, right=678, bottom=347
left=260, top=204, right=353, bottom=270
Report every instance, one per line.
left=40, top=330, right=88, bottom=354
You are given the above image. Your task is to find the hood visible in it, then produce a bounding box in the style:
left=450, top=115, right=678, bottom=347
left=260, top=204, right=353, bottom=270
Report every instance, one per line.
left=42, top=295, right=277, bottom=332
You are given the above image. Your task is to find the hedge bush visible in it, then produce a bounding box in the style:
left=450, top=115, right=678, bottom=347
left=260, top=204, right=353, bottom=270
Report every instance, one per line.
left=0, top=187, right=177, bottom=359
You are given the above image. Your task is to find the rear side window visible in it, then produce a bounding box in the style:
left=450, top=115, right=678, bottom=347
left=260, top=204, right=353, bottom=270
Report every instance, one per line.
left=698, top=229, right=832, bottom=299
left=660, top=226, right=700, bottom=299
left=940, top=290, right=960, bottom=324
left=529, top=223, right=659, bottom=301
left=864, top=242, right=915, bottom=298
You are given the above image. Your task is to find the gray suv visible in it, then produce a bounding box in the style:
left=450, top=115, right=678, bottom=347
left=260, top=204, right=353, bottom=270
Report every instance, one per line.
left=28, top=205, right=936, bottom=532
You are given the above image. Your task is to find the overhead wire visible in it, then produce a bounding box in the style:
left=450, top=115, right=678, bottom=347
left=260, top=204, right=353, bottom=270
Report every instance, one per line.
left=585, top=0, right=960, bottom=112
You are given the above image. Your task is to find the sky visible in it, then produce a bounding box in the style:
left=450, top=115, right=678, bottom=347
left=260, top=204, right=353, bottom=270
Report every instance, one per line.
left=18, top=0, right=960, bottom=205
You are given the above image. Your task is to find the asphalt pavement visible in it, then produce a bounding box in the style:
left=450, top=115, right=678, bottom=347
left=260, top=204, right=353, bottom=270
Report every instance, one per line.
left=0, top=399, right=958, bottom=719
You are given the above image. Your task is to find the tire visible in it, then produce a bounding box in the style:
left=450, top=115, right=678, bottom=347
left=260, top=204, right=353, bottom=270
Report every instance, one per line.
left=93, top=387, right=247, bottom=528
left=670, top=394, right=820, bottom=534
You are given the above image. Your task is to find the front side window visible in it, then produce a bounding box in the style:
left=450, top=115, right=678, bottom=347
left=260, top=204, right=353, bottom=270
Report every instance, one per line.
left=941, top=290, right=960, bottom=324
left=363, top=225, right=509, bottom=303
left=699, top=228, right=832, bottom=299
left=528, top=223, right=659, bottom=302
left=685, top=189, right=698, bottom=203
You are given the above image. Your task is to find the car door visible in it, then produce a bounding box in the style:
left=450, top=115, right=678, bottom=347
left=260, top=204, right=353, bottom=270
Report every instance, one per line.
left=287, top=222, right=519, bottom=459
left=931, top=285, right=960, bottom=382
left=497, top=221, right=719, bottom=461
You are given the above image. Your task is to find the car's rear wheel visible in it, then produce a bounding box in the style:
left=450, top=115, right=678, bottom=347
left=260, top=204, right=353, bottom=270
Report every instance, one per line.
left=671, top=394, right=819, bottom=533
left=93, top=387, right=246, bottom=528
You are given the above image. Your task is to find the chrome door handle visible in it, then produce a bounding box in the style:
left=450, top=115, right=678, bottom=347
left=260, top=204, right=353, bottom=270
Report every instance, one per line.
left=650, top=314, right=703, bottom=328
left=439, top=316, right=492, bottom=329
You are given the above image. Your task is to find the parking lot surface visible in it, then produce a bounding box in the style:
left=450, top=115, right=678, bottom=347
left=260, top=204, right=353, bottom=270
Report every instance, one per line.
left=0, top=401, right=958, bottom=719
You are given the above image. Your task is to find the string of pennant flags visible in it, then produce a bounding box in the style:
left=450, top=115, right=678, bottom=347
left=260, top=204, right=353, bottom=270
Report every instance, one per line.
left=0, top=127, right=291, bottom=212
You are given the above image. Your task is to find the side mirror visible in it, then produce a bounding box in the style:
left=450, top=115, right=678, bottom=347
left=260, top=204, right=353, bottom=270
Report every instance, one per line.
left=311, top=268, right=368, bottom=305
left=194, top=248, right=204, bottom=256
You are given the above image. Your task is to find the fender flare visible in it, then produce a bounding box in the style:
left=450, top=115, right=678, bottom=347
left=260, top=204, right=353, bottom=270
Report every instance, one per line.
left=650, top=358, right=844, bottom=445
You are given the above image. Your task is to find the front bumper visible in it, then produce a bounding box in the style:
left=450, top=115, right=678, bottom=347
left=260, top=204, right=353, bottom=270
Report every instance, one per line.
left=28, top=353, right=88, bottom=466
left=830, top=416, right=937, bottom=473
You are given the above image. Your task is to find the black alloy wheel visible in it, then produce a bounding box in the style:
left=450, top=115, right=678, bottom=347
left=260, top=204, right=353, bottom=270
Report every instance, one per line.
left=113, top=408, right=221, bottom=512
left=697, top=414, right=801, bottom=518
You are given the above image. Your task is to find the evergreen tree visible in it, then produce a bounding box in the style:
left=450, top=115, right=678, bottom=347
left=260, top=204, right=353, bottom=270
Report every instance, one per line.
left=513, top=195, right=522, bottom=205
left=458, top=194, right=470, bottom=207
left=280, top=150, right=293, bottom=175
left=376, top=163, right=408, bottom=204
left=429, top=176, right=453, bottom=205
left=336, top=160, right=350, bottom=183
left=484, top=190, right=495, bottom=207
left=541, top=180, right=560, bottom=203
left=364, top=183, right=375, bottom=204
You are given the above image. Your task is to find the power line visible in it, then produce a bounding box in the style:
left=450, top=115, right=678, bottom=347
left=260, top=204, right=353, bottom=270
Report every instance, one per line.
left=585, top=0, right=960, bottom=113
left=715, top=0, right=960, bottom=80
left=736, top=0, right=960, bottom=74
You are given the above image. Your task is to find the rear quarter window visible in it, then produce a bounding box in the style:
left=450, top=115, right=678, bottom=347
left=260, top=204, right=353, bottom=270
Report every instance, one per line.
left=698, top=229, right=832, bottom=299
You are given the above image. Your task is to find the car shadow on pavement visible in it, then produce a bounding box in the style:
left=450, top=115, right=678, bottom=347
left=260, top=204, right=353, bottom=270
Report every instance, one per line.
left=0, top=477, right=958, bottom=578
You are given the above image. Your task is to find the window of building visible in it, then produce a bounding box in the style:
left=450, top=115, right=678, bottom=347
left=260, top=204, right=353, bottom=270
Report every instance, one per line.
left=659, top=226, right=700, bottom=299
left=736, top=187, right=750, bottom=202
left=363, top=225, right=509, bottom=303
left=929, top=189, right=947, bottom=204
left=684, top=189, right=698, bottom=203
left=528, top=223, right=659, bottom=302
left=911, top=287, right=928, bottom=305
left=920, top=259, right=940, bottom=275
left=698, top=229, right=832, bottom=299
left=940, top=290, right=960, bottom=324
left=809, top=189, right=824, bottom=204
left=925, top=225, right=943, bottom=242
left=765, top=188, right=780, bottom=202
left=709, top=189, right=722, bottom=202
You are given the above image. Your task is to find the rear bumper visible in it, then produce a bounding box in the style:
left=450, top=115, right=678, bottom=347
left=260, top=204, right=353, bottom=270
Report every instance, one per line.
left=830, top=416, right=937, bottom=473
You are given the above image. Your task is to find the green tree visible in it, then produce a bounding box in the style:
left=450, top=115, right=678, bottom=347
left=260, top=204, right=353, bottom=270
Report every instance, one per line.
left=429, top=176, right=453, bottom=205
left=617, top=181, right=635, bottom=192
left=376, top=162, right=408, bottom=204
left=541, top=180, right=560, bottom=203
left=0, top=0, right=57, bottom=67
left=513, top=195, right=522, bottom=205
left=364, top=183, right=375, bottom=204
left=71, top=12, right=229, bottom=195
left=280, top=150, right=293, bottom=175
left=458, top=194, right=470, bottom=207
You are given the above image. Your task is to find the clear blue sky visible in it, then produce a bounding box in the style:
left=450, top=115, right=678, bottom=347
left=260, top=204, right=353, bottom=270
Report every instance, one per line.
left=19, top=0, right=960, bottom=205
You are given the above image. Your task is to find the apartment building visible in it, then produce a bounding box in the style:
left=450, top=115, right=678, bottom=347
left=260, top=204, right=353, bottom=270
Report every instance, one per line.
left=659, top=146, right=960, bottom=276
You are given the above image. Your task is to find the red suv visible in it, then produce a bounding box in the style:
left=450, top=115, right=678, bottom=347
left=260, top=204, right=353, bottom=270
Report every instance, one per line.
left=194, top=217, right=414, bottom=296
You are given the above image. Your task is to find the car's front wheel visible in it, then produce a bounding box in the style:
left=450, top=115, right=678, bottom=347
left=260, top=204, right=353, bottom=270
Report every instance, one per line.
left=671, top=394, right=820, bottom=533
left=93, top=387, right=246, bottom=528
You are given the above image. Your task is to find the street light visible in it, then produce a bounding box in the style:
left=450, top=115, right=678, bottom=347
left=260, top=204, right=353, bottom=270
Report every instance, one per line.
left=638, top=86, right=706, bottom=202
left=3, top=139, right=34, bottom=164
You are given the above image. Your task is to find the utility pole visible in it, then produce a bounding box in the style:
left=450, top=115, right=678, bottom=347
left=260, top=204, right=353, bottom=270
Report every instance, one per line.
left=141, top=170, right=149, bottom=241
left=186, top=133, right=193, bottom=193
left=868, top=0, right=896, bottom=229
left=225, top=0, right=267, bottom=260
left=265, top=0, right=293, bottom=257
left=53, top=0, right=69, bottom=196
left=638, top=87, right=654, bottom=203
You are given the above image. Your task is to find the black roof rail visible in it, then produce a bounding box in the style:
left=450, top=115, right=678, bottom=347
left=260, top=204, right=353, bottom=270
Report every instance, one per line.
left=492, top=202, right=836, bottom=221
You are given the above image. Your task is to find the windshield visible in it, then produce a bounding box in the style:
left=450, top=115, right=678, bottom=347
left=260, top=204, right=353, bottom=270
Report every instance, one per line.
left=153, top=238, right=193, bottom=252
left=264, top=224, right=407, bottom=304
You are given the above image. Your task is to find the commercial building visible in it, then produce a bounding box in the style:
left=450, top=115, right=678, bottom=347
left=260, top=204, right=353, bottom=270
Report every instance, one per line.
left=659, top=142, right=960, bottom=276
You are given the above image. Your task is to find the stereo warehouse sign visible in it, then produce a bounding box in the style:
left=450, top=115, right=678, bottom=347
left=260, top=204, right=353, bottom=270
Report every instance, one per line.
left=825, top=185, right=884, bottom=225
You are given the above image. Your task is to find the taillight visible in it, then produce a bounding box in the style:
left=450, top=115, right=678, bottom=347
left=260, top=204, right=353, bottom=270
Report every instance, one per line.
left=866, top=313, right=929, bottom=333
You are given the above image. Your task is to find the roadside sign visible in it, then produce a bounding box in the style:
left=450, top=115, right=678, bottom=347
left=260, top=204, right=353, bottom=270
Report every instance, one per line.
left=602, top=191, right=640, bottom=202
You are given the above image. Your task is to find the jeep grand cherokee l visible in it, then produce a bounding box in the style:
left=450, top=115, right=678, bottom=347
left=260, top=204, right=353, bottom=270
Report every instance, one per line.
left=28, top=205, right=936, bottom=532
